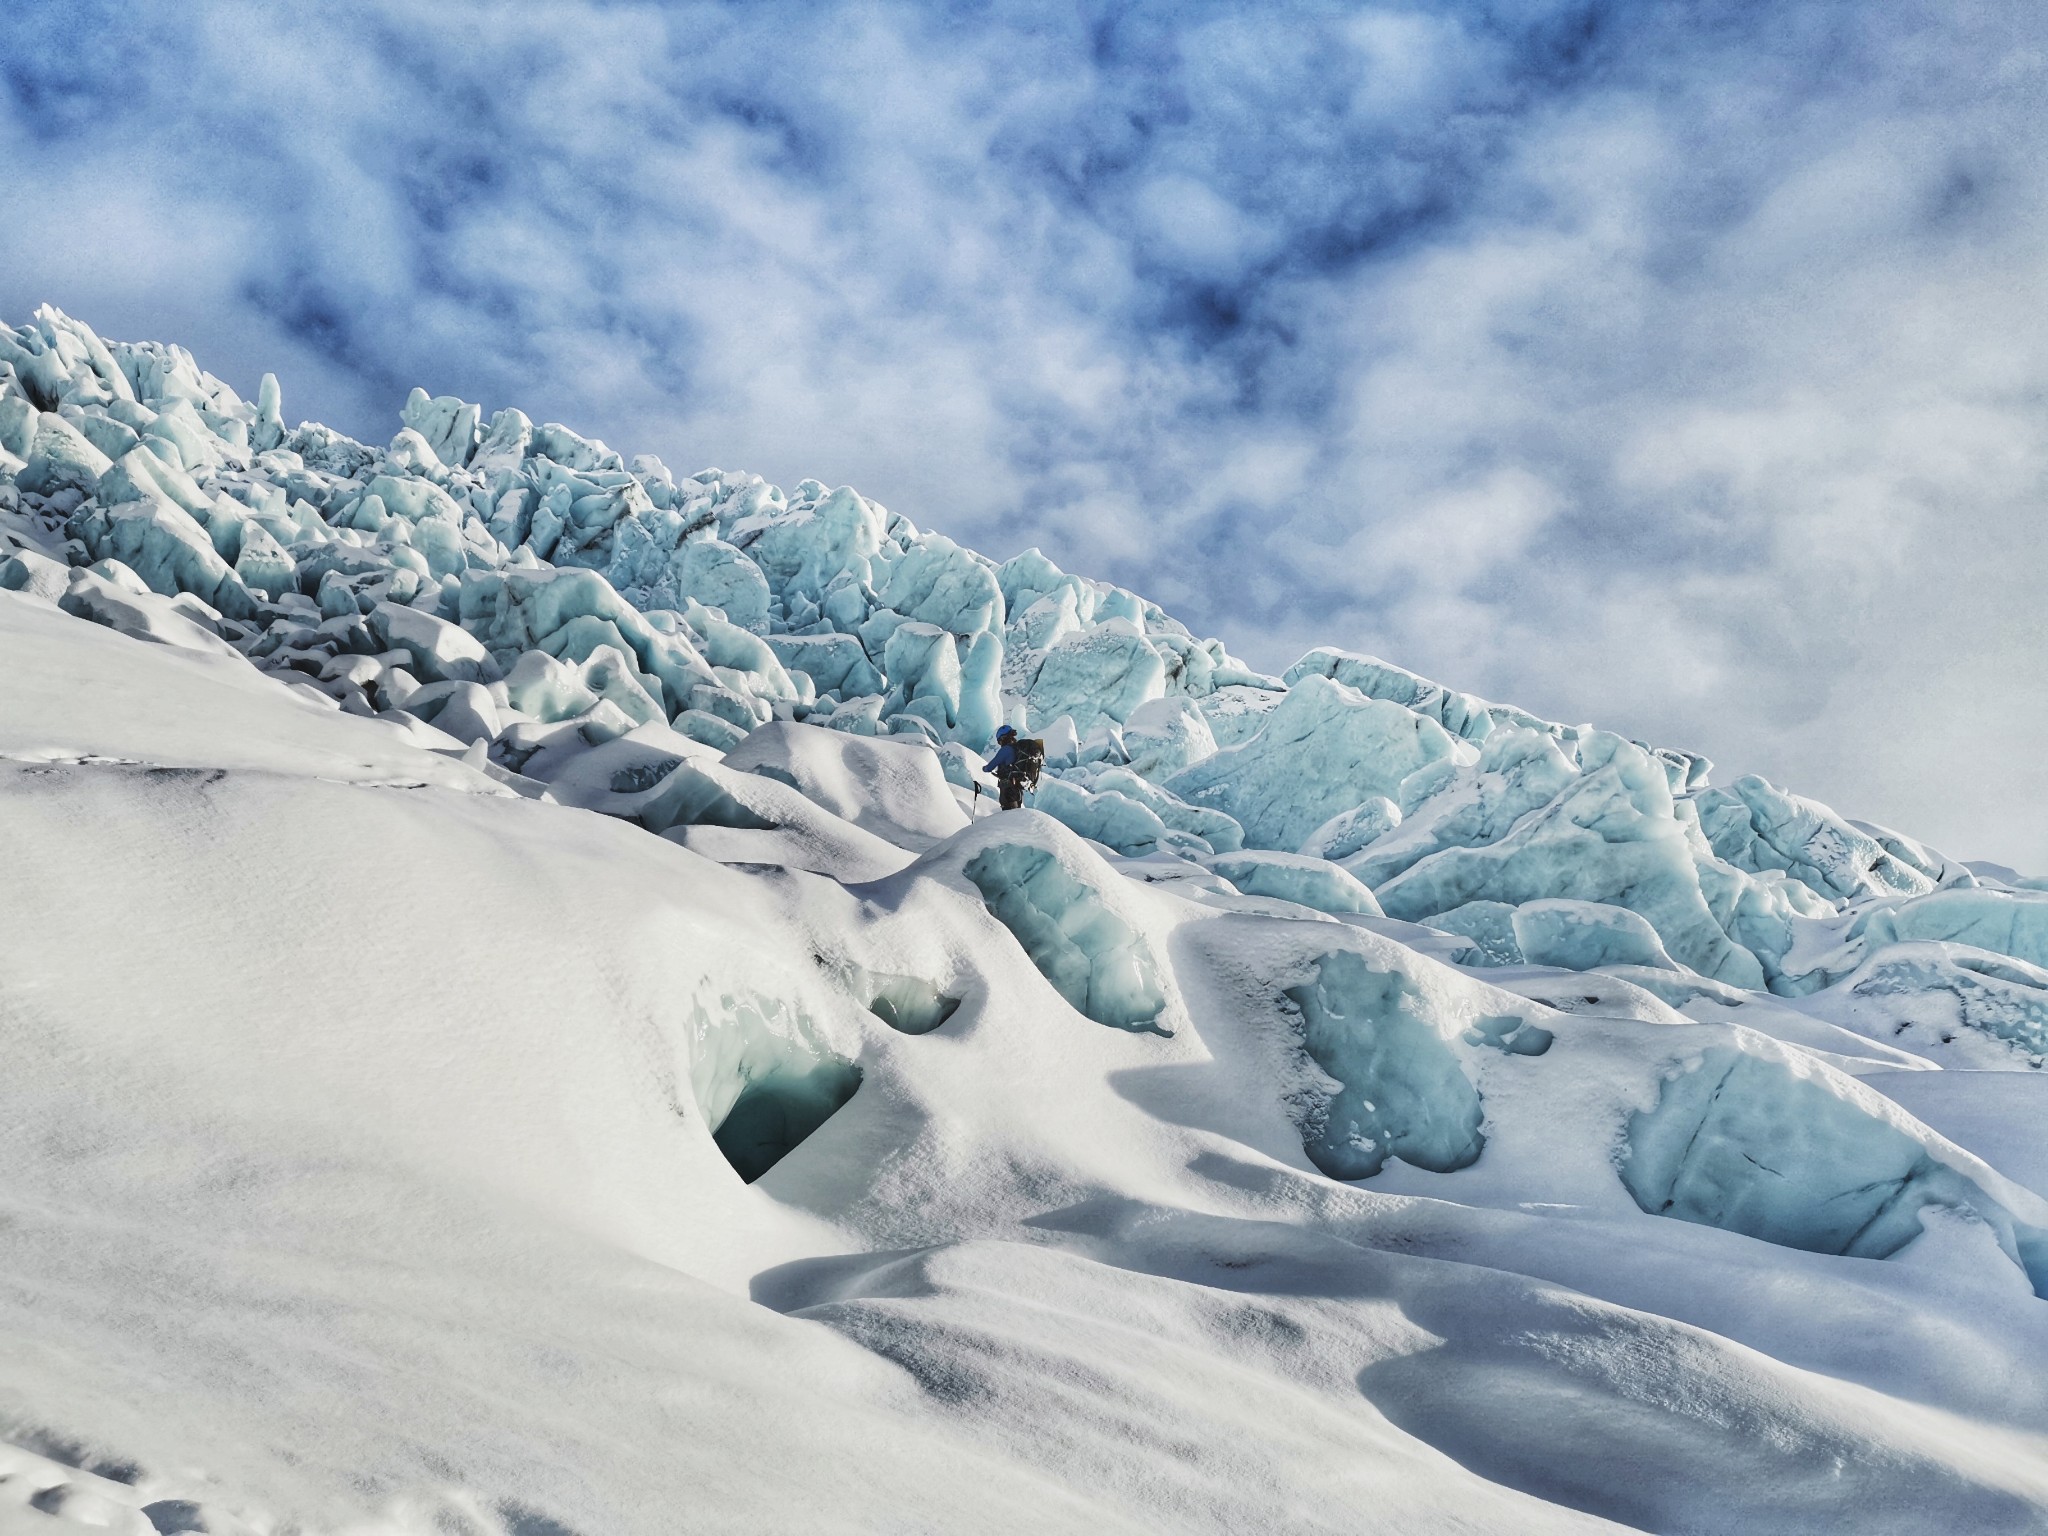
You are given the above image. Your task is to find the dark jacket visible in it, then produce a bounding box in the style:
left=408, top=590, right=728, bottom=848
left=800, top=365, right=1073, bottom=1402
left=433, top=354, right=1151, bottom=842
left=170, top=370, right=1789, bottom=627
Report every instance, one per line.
left=983, top=742, right=1018, bottom=775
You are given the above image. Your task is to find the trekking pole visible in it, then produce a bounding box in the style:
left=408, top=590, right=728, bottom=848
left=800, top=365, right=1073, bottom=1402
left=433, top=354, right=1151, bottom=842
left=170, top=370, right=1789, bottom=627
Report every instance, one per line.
left=972, top=780, right=982, bottom=819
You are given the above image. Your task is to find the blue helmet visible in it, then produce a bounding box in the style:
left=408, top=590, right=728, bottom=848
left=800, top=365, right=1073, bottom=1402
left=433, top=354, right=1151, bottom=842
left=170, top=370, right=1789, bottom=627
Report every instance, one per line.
left=996, top=725, right=1017, bottom=742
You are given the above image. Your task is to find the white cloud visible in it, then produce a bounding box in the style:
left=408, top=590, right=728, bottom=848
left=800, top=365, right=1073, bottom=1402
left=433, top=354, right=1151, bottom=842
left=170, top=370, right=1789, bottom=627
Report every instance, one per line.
left=6, top=0, right=2048, bottom=864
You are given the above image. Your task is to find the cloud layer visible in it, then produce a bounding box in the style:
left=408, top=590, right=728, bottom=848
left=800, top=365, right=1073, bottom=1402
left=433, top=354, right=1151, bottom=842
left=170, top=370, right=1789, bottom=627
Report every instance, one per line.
left=7, top=0, right=2047, bottom=864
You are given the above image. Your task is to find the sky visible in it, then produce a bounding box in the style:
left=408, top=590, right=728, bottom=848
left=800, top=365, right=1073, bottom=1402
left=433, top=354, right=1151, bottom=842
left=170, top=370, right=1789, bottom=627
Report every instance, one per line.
left=6, top=0, right=2047, bottom=867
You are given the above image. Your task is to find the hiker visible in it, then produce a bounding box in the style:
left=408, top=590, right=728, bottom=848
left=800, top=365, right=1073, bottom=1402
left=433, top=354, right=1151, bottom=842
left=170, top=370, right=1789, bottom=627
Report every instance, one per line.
left=982, top=725, right=1043, bottom=811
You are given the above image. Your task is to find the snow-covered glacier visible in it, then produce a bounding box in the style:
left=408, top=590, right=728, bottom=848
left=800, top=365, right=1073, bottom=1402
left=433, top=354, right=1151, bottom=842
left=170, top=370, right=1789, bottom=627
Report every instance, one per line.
left=3, top=304, right=2047, bottom=1534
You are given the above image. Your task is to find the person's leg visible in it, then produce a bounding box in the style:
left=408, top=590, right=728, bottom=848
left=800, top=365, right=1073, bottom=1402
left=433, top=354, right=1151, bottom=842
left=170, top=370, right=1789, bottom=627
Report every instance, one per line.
left=1000, top=777, right=1024, bottom=810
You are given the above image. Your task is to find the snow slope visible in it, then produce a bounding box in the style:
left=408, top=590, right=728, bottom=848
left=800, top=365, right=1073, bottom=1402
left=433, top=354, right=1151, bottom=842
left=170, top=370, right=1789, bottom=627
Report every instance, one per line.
left=3, top=308, right=2047, bottom=1533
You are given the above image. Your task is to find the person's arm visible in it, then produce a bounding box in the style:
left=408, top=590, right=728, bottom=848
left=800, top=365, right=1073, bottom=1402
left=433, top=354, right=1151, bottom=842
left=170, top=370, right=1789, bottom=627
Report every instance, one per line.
left=983, top=744, right=1014, bottom=773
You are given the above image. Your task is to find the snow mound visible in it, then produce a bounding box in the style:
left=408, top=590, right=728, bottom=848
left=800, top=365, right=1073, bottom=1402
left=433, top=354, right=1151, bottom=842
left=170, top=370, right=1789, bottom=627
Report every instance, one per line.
left=724, top=721, right=967, bottom=850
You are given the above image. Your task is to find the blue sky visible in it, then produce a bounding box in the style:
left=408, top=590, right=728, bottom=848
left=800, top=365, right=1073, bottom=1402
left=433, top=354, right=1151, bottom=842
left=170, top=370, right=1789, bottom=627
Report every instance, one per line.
left=7, top=0, right=2047, bottom=865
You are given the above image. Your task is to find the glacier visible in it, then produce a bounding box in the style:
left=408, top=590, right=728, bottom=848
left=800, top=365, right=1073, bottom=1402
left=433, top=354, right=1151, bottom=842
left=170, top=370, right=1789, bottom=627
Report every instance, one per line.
left=2, top=305, right=2047, bottom=1534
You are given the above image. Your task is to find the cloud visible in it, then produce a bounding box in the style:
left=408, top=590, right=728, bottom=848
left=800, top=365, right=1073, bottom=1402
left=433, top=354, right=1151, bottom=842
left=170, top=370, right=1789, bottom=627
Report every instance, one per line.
left=5, top=0, right=2047, bottom=864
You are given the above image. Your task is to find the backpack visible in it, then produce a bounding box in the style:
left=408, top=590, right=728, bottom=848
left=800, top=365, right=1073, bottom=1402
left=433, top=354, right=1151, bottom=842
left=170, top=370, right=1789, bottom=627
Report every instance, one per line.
left=1011, top=737, right=1045, bottom=786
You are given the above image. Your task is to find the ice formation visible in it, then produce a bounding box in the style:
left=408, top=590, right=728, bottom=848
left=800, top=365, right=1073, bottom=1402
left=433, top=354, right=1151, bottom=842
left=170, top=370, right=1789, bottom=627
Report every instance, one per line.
left=1622, top=1045, right=2048, bottom=1288
left=1284, top=949, right=1487, bottom=1178
left=6, top=307, right=2048, bottom=1533
left=960, top=829, right=1172, bottom=1032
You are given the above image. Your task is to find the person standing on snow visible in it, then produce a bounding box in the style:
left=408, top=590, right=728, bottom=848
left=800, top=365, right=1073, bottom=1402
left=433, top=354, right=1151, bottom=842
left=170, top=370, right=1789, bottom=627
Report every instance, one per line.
left=982, top=725, right=1041, bottom=811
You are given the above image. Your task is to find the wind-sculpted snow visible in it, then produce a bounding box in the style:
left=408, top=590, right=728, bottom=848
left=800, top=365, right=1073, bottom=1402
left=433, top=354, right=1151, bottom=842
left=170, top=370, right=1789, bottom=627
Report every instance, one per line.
left=7, top=306, right=2048, bottom=1531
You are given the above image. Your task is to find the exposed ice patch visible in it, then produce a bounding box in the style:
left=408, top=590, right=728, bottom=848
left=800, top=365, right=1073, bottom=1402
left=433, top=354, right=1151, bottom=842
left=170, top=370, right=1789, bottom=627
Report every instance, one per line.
left=1620, top=1045, right=2048, bottom=1294
left=963, top=842, right=1168, bottom=1032
left=1283, top=950, right=1485, bottom=1179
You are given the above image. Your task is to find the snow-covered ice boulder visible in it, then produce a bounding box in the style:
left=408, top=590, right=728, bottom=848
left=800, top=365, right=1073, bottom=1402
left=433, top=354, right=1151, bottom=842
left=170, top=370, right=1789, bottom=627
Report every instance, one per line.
left=732, top=482, right=885, bottom=600
left=1204, top=850, right=1382, bottom=917
left=1298, top=796, right=1401, bottom=861
left=400, top=387, right=482, bottom=470
left=369, top=599, right=498, bottom=684
left=1284, top=647, right=1498, bottom=744
left=1026, top=620, right=1165, bottom=736
left=1065, top=764, right=1245, bottom=853
left=1427, top=901, right=1525, bottom=967
left=1120, top=694, right=1217, bottom=781
left=1856, top=886, right=2048, bottom=972
left=1342, top=726, right=1579, bottom=888
left=765, top=632, right=884, bottom=700
left=1802, top=941, right=2048, bottom=1067
left=56, top=564, right=243, bottom=658
left=504, top=645, right=665, bottom=726
left=1030, top=777, right=1176, bottom=857
left=723, top=721, right=966, bottom=850
left=72, top=495, right=258, bottom=620
left=1695, top=773, right=1938, bottom=903
left=0, top=545, right=73, bottom=603
left=1622, top=1044, right=2048, bottom=1294
left=1512, top=899, right=1681, bottom=973
left=672, top=537, right=771, bottom=633
left=881, top=532, right=1004, bottom=635
left=1169, top=675, right=1462, bottom=853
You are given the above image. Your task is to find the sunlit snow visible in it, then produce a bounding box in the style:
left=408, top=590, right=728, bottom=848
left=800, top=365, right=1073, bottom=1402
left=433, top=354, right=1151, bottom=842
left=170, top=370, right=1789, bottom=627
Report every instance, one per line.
left=2, top=306, right=2047, bottom=1533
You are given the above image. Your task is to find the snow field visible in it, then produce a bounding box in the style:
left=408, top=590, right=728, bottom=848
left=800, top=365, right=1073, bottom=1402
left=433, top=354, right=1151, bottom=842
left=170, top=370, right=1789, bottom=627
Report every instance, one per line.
left=4, top=307, right=2048, bottom=1530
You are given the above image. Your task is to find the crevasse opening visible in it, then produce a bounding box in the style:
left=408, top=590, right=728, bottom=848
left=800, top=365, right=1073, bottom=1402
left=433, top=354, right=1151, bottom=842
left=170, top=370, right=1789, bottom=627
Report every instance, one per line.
left=686, top=993, right=860, bottom=1182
